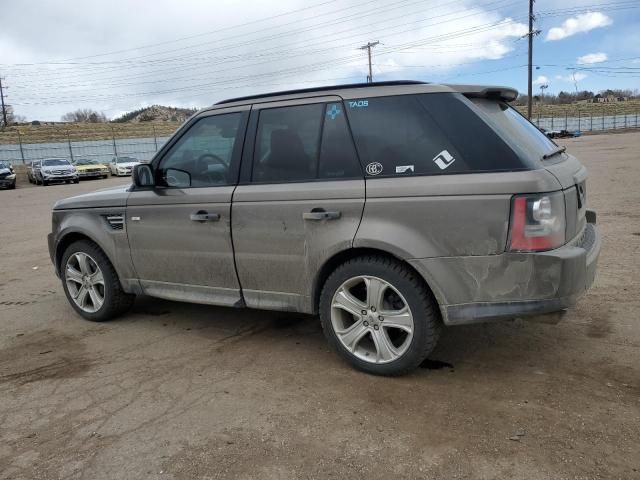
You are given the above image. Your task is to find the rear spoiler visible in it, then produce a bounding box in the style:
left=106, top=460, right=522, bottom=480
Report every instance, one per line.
left=444, top=84, right=519, bottom=103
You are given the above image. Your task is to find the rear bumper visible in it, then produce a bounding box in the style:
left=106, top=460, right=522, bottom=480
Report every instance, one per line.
left=409, top=215, right=601, bottom=325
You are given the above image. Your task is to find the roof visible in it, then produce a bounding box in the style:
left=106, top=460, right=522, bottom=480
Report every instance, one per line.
left=210, top=80, right=518, bottom=109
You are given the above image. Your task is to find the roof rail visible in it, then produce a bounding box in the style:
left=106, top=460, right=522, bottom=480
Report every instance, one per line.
left=215, top=80, right=427, bottom=105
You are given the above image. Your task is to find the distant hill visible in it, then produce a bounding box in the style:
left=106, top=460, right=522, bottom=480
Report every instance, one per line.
left=112, top=105, right=198, bottom=123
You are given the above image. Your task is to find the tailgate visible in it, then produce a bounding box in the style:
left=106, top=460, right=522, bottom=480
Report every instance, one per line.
left=543, top=154, right=588, bottom=242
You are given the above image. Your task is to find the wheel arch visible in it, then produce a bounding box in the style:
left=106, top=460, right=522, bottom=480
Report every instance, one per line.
left=312, top=247, right=445, bottom=319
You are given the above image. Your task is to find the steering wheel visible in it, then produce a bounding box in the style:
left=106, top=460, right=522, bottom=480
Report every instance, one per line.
left=194, top=154, right=226, bottom=184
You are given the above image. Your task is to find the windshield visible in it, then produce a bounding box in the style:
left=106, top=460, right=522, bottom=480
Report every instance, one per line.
left=0, top=162, right=10, bottom=169
left=43, top=159, right=70, bottom=166
left=75, top=159, right=98, bottom=165
left=116, top=157, right=136, bottom=163
left=471, top=99, right=558, bottom=161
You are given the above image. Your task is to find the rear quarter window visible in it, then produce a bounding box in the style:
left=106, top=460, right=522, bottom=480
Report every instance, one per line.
left=345, top=93, right=529, bottom=178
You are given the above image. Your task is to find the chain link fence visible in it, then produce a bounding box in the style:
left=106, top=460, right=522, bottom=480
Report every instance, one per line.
left=0, top=123, right=180, bottom=166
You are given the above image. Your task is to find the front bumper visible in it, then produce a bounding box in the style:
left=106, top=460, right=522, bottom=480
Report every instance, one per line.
left=78, top=171, right=108, bottom=178
left=0, top=175, right=16, bottom=187
left=43, top=174, right=78, bottom=182
left=409, top=214, right=601, bottom=325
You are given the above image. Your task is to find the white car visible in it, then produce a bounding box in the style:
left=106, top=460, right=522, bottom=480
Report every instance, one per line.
left=109, top=156, right=140, bottom=176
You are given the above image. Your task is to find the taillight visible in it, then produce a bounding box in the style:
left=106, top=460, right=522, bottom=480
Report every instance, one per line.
left=508, top=191, right=565, bottom=252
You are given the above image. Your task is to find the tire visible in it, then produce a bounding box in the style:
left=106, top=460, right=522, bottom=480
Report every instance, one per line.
left=9, top=182, right=16, bottom=189
left=73, top=179, right=79, bottom=184
left=60, top=240, right=135, bottom=322
left=319, top=255, right=441, bottom=376
left=42, top=179, right=49, bottom=186
left=102, top=175, right=108, bottom=179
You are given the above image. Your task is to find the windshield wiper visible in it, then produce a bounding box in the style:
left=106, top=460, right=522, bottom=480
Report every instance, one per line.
left=542, top=146, right=566, bottom=160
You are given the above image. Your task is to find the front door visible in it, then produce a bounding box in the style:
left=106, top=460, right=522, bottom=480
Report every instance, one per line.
left=126, top=108, right=249, bottom=306
left=232, top=98, right=365, bottom=313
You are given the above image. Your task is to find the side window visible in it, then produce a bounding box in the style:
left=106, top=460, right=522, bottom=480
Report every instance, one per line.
left=251, top=102, right=362, bottom=183
left=345, top=94, right=525, bottom=178
left=318, top=103, right=362, bottom=179
left=252, top=104, right=323, bottom=183
left=345, top=95, right=466, bottom=177
left=159, top=113, right=242, bottom=188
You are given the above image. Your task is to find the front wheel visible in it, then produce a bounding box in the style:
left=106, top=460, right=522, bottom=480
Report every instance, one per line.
left=61, top=240, right=135, bottom=321
left=320, top=255, right=441, bottom=376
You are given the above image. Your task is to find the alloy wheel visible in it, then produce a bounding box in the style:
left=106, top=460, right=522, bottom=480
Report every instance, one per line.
left=65, top=252, right=105, bottom=313
left=330, top=275, right=414, bottom=364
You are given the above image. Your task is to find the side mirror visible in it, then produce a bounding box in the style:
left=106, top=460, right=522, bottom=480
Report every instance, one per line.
left=164, top=168, right=191, bottom=188
left=133, top=163, right=154, bottom=188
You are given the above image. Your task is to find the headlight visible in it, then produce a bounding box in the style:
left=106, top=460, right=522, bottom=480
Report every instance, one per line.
left=6, top=173, right=16, bottom=180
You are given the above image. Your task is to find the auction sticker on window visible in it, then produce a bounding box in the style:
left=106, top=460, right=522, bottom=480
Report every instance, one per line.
left=395, top=165, right=414, bottom=174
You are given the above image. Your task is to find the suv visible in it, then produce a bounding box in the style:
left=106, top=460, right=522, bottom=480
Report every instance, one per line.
left=47, top=81, right=601, bottom=376
left=36, top=158, right=79, bottom=185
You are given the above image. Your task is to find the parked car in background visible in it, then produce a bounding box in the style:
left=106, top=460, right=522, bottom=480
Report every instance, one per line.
left=0, top=161, right=17, bottom=189
left=109, top=156, right=140, bottom=176
left=48, top=81, right=601, bottom=376
left=72, top=158, right=109, bottom=180
left=27, top=160, right=40, bottom=184
left=36, top=158, right=79, bottom=186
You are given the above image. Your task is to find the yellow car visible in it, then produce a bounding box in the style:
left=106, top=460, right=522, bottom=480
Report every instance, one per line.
left=72, top=159, right=110, bottom=180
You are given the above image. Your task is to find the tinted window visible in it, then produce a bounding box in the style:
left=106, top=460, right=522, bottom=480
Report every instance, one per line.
left=470, top=98, right=557, bottom=161
left=252, top=102, right=361, bottom=183
left=345, top=94, right=526, bottom=177
left=252, top=104, right=323, bottom=183
left=159, top=113, right=242, bottom=187
left=318, top=103, right=362, bottom=179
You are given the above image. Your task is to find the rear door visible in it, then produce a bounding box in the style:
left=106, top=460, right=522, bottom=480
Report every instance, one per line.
left=126, top=107, right=249, bottom=305
left=232, top=97, right=365, bottom=313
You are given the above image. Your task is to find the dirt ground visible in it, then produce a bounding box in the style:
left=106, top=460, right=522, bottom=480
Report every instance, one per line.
left=1, top=132, right=639, bottom=480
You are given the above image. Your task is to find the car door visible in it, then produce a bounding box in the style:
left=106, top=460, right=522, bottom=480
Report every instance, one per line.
left=232, top=98, right=365, bottom=313
left=126, top=107, right=249, bottom=306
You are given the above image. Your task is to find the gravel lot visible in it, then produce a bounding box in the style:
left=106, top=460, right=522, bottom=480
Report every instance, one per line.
left=1, top=132, right=639, bottom=479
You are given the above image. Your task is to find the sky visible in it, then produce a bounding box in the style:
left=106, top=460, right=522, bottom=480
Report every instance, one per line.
left=1, top=0, right=638, bottom=121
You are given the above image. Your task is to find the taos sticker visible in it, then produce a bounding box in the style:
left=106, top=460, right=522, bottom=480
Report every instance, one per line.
left=365, top=162, right=383, bottom=175
left=433, top=150, right=455, bottom=170
left=349, top=100, right=369, bottom=108
left=396, top=165, right=414, bottom=174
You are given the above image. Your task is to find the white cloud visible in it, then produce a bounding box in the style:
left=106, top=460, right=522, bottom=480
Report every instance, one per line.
left=546, top=12, right=612, bottom=41
left=1, top=0, right=530, bottom=120
left=533, top=75, right=549, bottom=85
left=555, top=73, right=588, bottom=82
left=577, top=52, right=608, bottom=64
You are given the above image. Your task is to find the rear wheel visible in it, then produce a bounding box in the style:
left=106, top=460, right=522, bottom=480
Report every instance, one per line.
left=320, top=255, right=441, bottom=376
left=61, top=240, right=135, bottom=321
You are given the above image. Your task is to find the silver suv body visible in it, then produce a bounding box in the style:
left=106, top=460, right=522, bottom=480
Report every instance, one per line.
left=48, top=81, right=601, bottom=375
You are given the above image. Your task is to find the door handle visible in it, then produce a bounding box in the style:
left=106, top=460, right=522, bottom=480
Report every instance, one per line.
left=190, top=211, right=220, bottom=223
left=303, top=209, right=341, bottom=221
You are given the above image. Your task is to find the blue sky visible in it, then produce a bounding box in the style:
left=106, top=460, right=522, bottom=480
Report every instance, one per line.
left=1, top=0, right=638, bottom=120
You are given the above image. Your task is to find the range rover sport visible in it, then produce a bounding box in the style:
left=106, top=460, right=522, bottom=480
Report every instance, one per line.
left=48, top=81, right=601, bottom=376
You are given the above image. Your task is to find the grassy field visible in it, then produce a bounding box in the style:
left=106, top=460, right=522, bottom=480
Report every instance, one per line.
left=515, top=99, right=640, bottom=116
left=1, top=100, right=640, bottom=145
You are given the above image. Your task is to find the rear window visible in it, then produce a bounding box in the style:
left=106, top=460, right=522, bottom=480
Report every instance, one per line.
left=470, top=98, right=558, bottom=161
left=345, top=93, right=528, bottom=178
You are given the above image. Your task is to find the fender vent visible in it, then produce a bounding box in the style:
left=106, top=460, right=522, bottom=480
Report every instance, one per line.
left=103, top=213, right=125, bottom=230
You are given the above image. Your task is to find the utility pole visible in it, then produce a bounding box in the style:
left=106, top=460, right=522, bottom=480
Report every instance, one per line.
left=0, top=76, right=7, bottom=127
left=526, top=0, right=541, bottom=119
left=359, top=41, right=380, bottom=83
left=539, top=84, right=548, bottom=102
